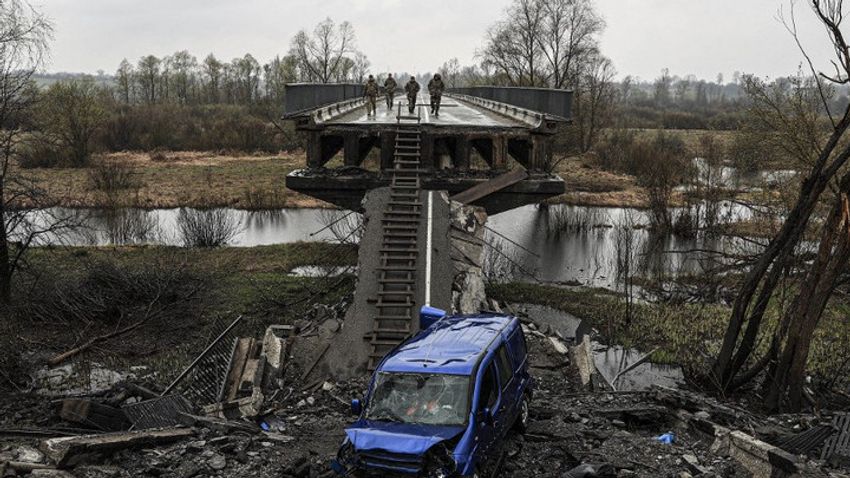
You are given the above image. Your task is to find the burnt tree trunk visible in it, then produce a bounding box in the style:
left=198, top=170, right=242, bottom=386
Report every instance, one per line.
left=764, top=173, right=850, bottom=411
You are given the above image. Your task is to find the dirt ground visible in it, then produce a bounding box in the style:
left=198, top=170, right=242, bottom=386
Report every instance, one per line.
left=17, top=150, right=652, bottom=210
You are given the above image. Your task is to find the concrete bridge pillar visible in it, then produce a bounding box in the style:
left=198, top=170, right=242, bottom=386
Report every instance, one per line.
left=306, top=133, right=344, bottom=169
left=493, top=135, right=509, bottom=170
left=452, top=135, right=471, bottom=171
left=420, top=132, right=435, bottom=171
left=343, top=133, right=377, bottom=168
left=530, top=135, right=551, bottom=171
left=380, top=131, right=396, bottom=171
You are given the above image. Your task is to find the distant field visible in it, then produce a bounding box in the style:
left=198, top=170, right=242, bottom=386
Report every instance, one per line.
left=20, top=151, right=328, bottom=209
left=15, top=128, right=752, bottom=210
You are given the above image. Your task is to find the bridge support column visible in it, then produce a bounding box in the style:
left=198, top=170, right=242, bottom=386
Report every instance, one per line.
left=493, top=135, right=508, bottom=170
left=307, top=133, right=344, bottom=169
left=420, top=131, right=435, bottom=171
left=344, top=134, right=377, bottom=168
left=452, top=135, right=471, bottom=170
left=380, top=131, right=396, bottom=171
left=530, top=135, right=551, bottom=171
left=343, top=134, right=361, bottom=167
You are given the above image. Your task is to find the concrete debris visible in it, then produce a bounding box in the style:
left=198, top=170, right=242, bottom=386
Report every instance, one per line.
left=40, top=428, right=195, bottom=467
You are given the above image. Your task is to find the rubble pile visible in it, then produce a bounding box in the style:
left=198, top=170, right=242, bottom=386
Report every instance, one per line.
left=1, top=315, right=849, bottom=477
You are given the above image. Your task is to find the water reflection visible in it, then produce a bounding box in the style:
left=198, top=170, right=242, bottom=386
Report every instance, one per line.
left=21, top=204, right=758, bottom=291
left=22, top=208, right=355, bottom=247
left=487, top=204, right=759, bottom=288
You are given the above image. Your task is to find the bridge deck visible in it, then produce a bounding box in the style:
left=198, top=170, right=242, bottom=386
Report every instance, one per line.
left=326, top=93, right=526, bottom=129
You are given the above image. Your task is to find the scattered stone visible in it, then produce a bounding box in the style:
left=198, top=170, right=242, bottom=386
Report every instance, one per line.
left=208, top=453, right=226, bottom=470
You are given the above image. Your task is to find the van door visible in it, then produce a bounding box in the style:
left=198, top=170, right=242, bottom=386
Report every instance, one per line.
left=474, top=361, right=500, bottom=461
left=495, top=345, right=517, bottom=431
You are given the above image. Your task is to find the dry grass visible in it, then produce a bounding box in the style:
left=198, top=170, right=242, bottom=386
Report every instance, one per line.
left=16, top=151, right=329, bottom=209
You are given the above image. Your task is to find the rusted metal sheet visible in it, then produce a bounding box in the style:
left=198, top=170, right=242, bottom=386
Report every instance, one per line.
left=780, top=424, right=836, bottom=455
left=450, top=168, right=529, bottom=205
left=449, top=86, right=573, bottom=121
left=284, top=83, right=365, bottom=117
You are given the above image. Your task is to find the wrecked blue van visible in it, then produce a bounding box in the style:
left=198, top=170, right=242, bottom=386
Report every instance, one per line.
left=333, top=307, right=531, bottom=477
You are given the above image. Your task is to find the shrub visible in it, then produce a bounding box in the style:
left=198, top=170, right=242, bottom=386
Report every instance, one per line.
left=16, top=138, right=67, bottom=169
left=176, top=208, right=242, bottom=248
left=88, top=159, right=138, bottom=200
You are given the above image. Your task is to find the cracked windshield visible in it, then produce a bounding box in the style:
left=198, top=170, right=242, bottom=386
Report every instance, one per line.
left=366, top=373, right=470, bottom=426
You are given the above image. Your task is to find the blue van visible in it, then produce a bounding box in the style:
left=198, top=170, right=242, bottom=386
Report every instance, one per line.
left=332, top=307, right=532, bottom=477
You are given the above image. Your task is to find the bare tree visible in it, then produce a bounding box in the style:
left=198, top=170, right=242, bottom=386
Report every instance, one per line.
left=136, top=55, right=160, bottom=104
left=289, top=18, right=358, bottom=83
left=0, top=0, right=56, bottom=303
left=712, top=1, right=850, bottom=407
left=481, top=0, right=544, bottom=86
left=538, top=0, right=604, bottom=89
left=572, top=53, right=617, bottom=152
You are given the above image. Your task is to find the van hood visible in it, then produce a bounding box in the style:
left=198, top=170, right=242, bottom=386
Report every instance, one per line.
left=346, top=421, right=465, bottom=455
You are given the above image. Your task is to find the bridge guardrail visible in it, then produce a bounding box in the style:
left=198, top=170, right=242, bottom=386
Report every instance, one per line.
left=447, top=86, right=572, bottom=121
left=284, top=83, right=366, bottom=117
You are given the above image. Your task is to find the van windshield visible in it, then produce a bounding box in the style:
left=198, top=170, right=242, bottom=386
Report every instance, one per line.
left=365, top=372, right=470, bottom=426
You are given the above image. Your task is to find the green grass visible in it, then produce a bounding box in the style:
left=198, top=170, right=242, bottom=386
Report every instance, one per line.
left=488, top=282, right=850, bottom=389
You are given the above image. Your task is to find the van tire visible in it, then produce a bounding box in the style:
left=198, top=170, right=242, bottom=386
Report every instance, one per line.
left=513, top=394, right=530, bottom=433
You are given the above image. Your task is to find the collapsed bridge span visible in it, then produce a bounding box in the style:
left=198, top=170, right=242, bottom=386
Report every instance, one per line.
left=284, top=84, right=572, bottom=378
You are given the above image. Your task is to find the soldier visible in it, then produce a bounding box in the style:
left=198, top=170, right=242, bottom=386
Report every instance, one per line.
left=384, top=74, right=398, bottom=109
left=428, top=73, right=445, bottom=117
left=404, top=76, right=420, bottom=114
left=364, top=75, right=379, bottom=117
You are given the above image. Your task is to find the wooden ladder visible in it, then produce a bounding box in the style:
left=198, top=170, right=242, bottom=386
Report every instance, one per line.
left=365, top=126, right=424, bottom=371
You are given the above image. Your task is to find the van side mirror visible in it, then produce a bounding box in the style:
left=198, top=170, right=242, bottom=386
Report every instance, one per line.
left=351, top=399, right=363, bottom=416
left=420, top=306, right=446, bottom=330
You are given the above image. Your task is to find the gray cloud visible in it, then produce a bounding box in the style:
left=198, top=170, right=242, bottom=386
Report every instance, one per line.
left=41, top=0, right=836, bottom=81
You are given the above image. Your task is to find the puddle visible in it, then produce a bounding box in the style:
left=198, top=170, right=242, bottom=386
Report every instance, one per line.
left=288, top=265, right=355, bottom=278
left=514, top=303, right=684, bottom=392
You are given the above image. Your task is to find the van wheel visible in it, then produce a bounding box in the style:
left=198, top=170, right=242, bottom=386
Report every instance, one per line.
left=514, top=394, right=529, bottom=433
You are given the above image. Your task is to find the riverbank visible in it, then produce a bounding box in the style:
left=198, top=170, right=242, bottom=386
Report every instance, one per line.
left=488, top=281, right=850, bottom=395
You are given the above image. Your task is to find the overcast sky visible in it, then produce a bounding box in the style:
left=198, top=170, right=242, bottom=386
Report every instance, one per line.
left=41, top=0, right=837, bottom=82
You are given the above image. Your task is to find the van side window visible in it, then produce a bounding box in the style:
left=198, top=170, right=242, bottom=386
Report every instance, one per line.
left=496, top=346, right=513, bottom=390
left=510, top=330, right=527, bottom=367
left=479, top=363, right=498, bottom=410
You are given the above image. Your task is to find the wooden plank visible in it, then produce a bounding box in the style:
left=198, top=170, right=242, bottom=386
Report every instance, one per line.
left=450, top=168, right=529, bottom=205
left=41, top=428, right=194, bottom=467
left=59, top=399, right=130, bottom=432
left=223, top=338, right=252, bottom=402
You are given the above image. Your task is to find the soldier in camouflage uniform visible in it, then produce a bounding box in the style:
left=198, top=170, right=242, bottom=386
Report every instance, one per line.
left=364, top=75, right=379, bottom=117
left=384, top=74, right=398, bottom=109
left=427, top=73, right=445, bottom=116
left=404, top=76, right=420, bottom=114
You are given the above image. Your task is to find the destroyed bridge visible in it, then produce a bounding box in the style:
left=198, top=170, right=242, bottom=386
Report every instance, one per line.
left=284, top=83, right=572, bottom=379
left=284, top=83, right=572, bottom=214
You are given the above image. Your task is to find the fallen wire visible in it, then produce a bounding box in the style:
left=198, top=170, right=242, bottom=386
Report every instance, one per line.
left=483, top=224, right=541, bottom=259
left=477, top=238, right=540, bottom=284
left=309, top=210, right=358, bottom=238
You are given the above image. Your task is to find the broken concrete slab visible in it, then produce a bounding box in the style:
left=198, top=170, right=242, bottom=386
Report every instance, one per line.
left=40, top=428, right=195, bottom=468
left=728, top=430, right=800, bottom=477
